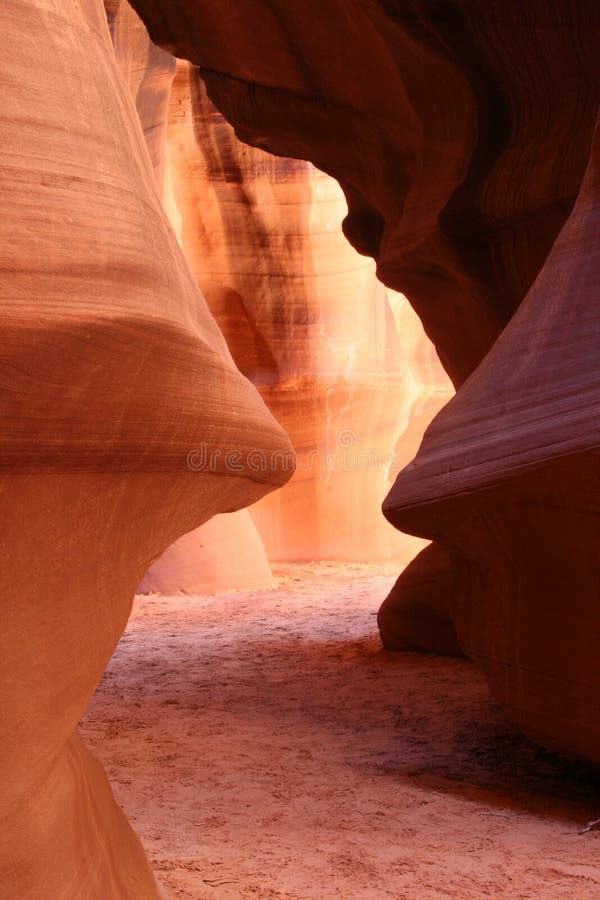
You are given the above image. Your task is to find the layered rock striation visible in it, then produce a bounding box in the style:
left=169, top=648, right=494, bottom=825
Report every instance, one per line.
left=131, top=0, right=599, bottom=383
left=0, top=1, right=292, bottom=896
left=129, top=0, right=600, bottom=760
left=2, top=3, right=598, bottom=898
left=107, top=0, right=277, bottom=593
left=105, top=5, right=454, bottom=580
left=166, top=63, right=453, bottom=563
left=384, top=121, right=600, bottom=759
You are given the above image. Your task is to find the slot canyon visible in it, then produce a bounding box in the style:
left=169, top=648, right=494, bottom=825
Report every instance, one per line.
left=0, top=1, right=598, bottom=897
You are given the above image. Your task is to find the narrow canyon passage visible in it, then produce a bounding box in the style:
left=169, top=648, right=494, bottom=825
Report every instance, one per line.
left=2, top=2, right=598, bottom=896
left=81, top=565, right=600, bottom=900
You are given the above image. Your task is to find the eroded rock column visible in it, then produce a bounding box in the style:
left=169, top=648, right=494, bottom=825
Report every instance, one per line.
left=0, top=1, right=292, bottom=895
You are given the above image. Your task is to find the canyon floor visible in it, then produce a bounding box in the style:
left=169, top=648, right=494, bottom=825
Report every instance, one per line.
left=81, top=563, right=600, bottom=899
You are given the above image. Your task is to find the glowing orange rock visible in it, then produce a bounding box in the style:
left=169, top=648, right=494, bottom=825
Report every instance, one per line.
left=138, top=511, right=275, bottom=593
left=131, top=0, right=598, bottom=384
left=0, top=1, right=291, bottom=895
left=166, top=65, right=453, bottom=564
left=105, top=0, right=175, bottom=199
left=107, top=2, right=276, bottom=593
left=104, top=14, right=454, bottom=580
left=128, top=0, right=599, bottom=763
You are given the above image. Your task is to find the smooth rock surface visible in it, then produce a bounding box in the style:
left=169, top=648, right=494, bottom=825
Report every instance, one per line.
left=377, top=543, right=463, bottom=657
left=166, top=63, right=453, bottom=563
left=131, top=0, right=599, bottom=384
left=107, top=1, right=276, bottom=593
left=0, top=1, right=291, bottom=896
left=107, top=15, right=453, bottom=579
left=128, top=0, right=600, bottom=760
left=384, top=119, right=600, bottom=760
left=138, top=511, right=275, bottom=594
left=134, top=0, right=600, bottom=759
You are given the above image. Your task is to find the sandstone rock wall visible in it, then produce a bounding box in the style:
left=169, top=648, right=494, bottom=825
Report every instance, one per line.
left=384, top=119, right=600, bottom=759
left=128, top=0, right=600, bottom=761
left=105, top=5, right=454, bottom=581
left=166, top=62, right=453, bottom=563
left=0, top=1, right=291, bottom=895
left=106, top=0, right=276, bottom=593
left=107, top=3, right=454, bottom=580
left=2, top=4, right=598, bottom=898
left=131, top=0, right=599, bottom=384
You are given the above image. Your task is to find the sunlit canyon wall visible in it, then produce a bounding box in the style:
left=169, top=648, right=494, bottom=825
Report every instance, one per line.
left=0, top=1, right=292, bottom=896
left=1, top=0, right=598, bottom=897
left=165, top=61, right=454, bottom=568
left=108, top=17, right=455, bottom=589
left=106, top=0, right=278, bottom=592
left=129, top=0, right=600, bottom=763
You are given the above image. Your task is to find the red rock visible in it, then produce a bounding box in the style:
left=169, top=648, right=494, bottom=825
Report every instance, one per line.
left=137, top=510, right=275, bottom=593
left=166, top=63, right=453, bottom=564
left=2, top=3, right=598, bottom=897
left=107, top=2, right=277, bottom=592
left=384, top=118, right=600, bottom=761
left=0, top=1, right=292, bottom=895
left=103, top=13, right=454, bottom=578
left=127, top=0, right=600, bottom=761
left=378, top=543, right=463, bottom=658
left=130, top=0, right=599, bottom=384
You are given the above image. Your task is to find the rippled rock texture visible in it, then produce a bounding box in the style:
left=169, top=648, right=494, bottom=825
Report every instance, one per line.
left=131, top=0, right=598, bottom=382
left=107, top=2, right=454, bottom=585
left=166, top=62, right=453, bottom=565
left=107, top=0, right=278, bottom=592
left=2, top=0, right=599, bottom=896
left=109, top=0, right=453, bottom=584
left=385, top=121, right=600, bottom=760
left=129, top=0, right=599, bottom=760
left=0, top=1, right=291, bottom=896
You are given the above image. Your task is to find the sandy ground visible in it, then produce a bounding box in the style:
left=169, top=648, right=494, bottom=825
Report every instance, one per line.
left=81, top=563, right=600, bottom=899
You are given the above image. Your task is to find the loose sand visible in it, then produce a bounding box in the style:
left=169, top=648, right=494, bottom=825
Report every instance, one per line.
left=81, top=563, right=600, bottom=899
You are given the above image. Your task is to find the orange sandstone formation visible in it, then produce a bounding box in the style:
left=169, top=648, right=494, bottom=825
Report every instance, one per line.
left=106, top=10, right=453, bottom=582
left=2, top=2, right=598, bottom=897
left=0, top=1, right=291, bottom=896
left=106, top=8, right=446, bottom=583
left=107, top=1, right=276, bottom=593
left=384, top=120, right=600, bottom=760
left=128, top=0, right=599, bottom=761
left=166, top=63, right=453, bottom=563
left=377, top=543, right=463, bottom=658
left=130, top=0, right=598, bottom=383
left=105, top=0, right=175, bottom=200
left=138, top=511, right=275, bottom=593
